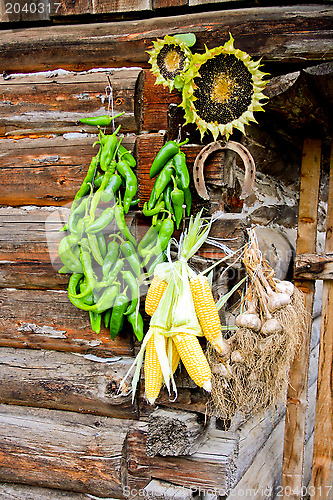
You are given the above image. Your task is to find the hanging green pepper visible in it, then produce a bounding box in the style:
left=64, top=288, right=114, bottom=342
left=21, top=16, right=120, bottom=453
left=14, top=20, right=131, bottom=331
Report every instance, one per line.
left=102, top=241, right=120, bottom=277
left=137, top=220, right=162, bottom=257
left=86, top=206, right=115, bottom=234
left=142, top=197, right=166, bottom=217
left=69, top=280, right=119, bottom=313
left=127, top=309, right=144, bottom=341
left=58, top=234, right=83, bottom=273
left=79, top=281, right=102, bottom=334
left=87, top=232, right=104, bottom=266
left=163, top=183, right=175, bottom=219
left=104, top=309, right=112, bottom=328
left=177, top=176, right=192, bottom=216
left=117, top=144, right=136, bottom=169
left=94, top=173, right=104, bottom=188
left=96, top=259, right=124, bottom=290
left=69, top=243, right=97, bottom=299
left=109, top=293, right=129, bottom=340
left=79, top=111, right=124, bottom=127
left=73, top=152, right=99, bottom=202
left=122, top=270, right=139, bottom=316
left=120, top=241, right=141, bottom=278
left=173, top=151, right=190, bottom=190
left=67, top=198, right=88, bottom=234
left=99, top=125, right=121, bottom=171
left=149, top=139, right=188, bottom=179
left=171, top=176, right=185, bottom=230
left=153, top=217, right=175, bottom=255
left=116, top=158, right=138, bottom=213
left=114, top=203, right=137, bottom=247
left=100, top=173, right=122, bottom=203
left=152, top=159, right=175, bottom=201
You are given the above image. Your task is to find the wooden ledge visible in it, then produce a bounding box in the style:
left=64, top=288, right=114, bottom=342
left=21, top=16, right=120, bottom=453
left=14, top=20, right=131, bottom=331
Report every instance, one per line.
left=294, top=252, right=333, bottom=280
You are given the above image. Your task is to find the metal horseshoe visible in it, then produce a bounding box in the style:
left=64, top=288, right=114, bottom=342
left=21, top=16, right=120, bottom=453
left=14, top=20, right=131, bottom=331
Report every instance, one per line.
left=193, top=141, right=256, bottom=200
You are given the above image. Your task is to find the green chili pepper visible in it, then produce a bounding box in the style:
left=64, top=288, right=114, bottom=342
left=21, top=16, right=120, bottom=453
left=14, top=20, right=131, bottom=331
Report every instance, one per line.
left=96, top=259, right=124, bottom=290
left=153, top=217, right=174, bottom=256
left=149, top=139, right=188, bottom=179
left=142, top=197, right=166, bottom=217
left=130, top=198, right=140, bottom=207
left=70, top=282, right=119, bottom=313
left=114, top=203, right=137, bottom=247
left=69, top=243, right=97, bottom=299
left=58, top=235, right=83, bottom=273
left=176, top=176, right=192, bottom=216
left=100, top=173, right=122, bottom=203
left=171, top=176, right=185, bottom=230
left=87, top=233, right=104, bottom=266
left=163, top=183, right=175, bottom=218
left=102, top=241, right=119, bottom=278
left=79, top=111, right=124, bottom=127
left=110, top=293, right=129, bottom=340
left=94, top=173, right=104, bottom=188
left=89, top=311, right=102, bottom=333
left=86, top=206, right=115, bottom=234
left=99, top=126, right=121, bottom=171
left=67, top=198, right=88, bottom=234
left=122, top=270, right=139, bottom=316
left=173, top=151, right=190, bottom=189
left=117, top=144, right=136, bottom=169
left=120, top=241, right=141, bottom=278
left=58, top=265, right=71, bottom=274
left=73, top=153, right=99, bottom=202
left=116, top=159, right=138, bottom=213
left=138, top=220, right=162, bottom=257
left=104, top=309, right=112, bottom=328
left=127, top=310, right=144, bottom=341
left=153, top=159, right=175, bottom=201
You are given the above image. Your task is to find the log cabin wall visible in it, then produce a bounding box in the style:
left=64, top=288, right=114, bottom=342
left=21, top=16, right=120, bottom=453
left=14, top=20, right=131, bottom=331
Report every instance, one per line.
left=0, top=2, right=332, bottom=499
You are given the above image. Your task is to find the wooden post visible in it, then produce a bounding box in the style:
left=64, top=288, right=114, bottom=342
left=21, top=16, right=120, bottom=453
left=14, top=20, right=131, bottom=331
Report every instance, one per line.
left=310, top=143, right=333, bottom=497
left=281, top=138, right=322, bottom=499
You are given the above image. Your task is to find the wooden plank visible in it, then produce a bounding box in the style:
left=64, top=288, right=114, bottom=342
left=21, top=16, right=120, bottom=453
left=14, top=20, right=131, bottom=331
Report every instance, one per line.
left=0, top=347, right=137, bottom=419
left=92, top=0, right=151, bottom=14
left=50, top=0, right=91, bottom=17
left=310, top=144, right=333, bottom=495
left=0, top=403, right=133, bottom=497
left=141, top=70, right=181, bottom=133
left=152, top=0, right=187, bottom=9
left=122, top=423, right=238, bottom=497
left=0, top=135, right=135, bottom=206
left=294, top=252, right=333, bottom=280
left=281, top=138, right=322, bottom=499
left=0, top=482, right=89, bottom=500
left=0, top=288, right=133, bottom=356
left=1, top=6, right=333, bottom=72
left=0, top=69, right=140, bottom=138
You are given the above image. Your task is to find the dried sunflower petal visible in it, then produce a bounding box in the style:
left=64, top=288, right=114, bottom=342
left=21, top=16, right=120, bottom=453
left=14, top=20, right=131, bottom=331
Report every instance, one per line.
left=180, top=34, right=269, bottom=140
left=147, top=34, right=195, bottom=92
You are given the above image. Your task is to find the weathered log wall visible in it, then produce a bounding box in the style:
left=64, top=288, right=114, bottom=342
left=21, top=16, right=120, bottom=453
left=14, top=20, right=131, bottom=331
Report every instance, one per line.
left=0, top=4, right=331, bottom=498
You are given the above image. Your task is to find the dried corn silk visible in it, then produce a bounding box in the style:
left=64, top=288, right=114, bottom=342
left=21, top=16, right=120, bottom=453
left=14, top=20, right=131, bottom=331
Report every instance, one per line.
left=206, top=286, right=307, bottom=421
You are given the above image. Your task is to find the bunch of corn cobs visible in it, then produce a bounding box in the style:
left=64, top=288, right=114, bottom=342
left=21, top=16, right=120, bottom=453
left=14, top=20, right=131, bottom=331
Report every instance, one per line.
left=58, top=116, right=175, bottom=341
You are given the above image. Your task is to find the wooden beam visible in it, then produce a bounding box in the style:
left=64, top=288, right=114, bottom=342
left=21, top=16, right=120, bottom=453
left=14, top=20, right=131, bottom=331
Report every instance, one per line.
left=0, top=288, right=133, bottom=356
left=0, top=347, right=137, bottom=419
left=0, top=403, right=133, bottom=497
left=0, top=482, right=89, bottom=500
left=294, top=252, right=333, bottom=280
left=0, top=135, right=135, bottom=206
left=281, top=138, right=322, bottom=499
left=1, top=5, right=332, bottom=73
left=310, top=143, right=333, bottom=495
left=0, top=69, right=141, bottom=138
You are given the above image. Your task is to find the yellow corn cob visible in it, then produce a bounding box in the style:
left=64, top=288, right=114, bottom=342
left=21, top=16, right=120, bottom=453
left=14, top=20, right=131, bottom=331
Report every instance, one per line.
left=173, top=333, right=212, bottom=392
left=170, top=339, right=180, bottom=374
left=145, top=276, right=168, bottom=316
left=190, top=274, right=227, bottom=355
left=144, top=333, right=164, bottom=404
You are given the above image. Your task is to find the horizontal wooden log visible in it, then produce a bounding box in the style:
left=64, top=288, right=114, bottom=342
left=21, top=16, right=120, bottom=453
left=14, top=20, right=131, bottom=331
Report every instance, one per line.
left=0, top=347, right=137, bottom=418
left=1, top=6, right=333, bottom=73
left=294, top=252, right=333, bottom=280
left=0, top=482, right=90, bottom=500
left=122, top=423, right=238, bottom=497
left=0, top=206, right=137, bottom=289
left=146, top=408, right=207, bottom=457
left=0, top=135, right=135, bottom=206
left=0, top=288, right=133, bottom=356
left=0, top=69, right=141, bottom=138
left=0, top=403, right=133, bottom=497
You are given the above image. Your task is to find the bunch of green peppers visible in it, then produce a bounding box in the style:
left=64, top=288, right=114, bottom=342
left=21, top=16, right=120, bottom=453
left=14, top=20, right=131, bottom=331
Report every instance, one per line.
left=58, top=115, right=147, bottom=342
left=143, top=139, right=192, bottom=231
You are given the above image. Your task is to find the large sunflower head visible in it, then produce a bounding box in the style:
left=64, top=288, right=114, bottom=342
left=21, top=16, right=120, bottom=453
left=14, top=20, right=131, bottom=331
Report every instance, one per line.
left=147, top=34, right=195, bottom=92
left=181, top=34, right=269, bottom=140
